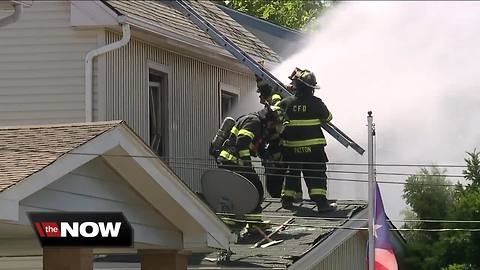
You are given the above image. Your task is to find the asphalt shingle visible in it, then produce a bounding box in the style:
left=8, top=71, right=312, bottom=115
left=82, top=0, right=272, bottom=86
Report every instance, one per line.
left=95, top=199, right=367, bottom=268
left=105, top=0, right=281, bottom=62
left=191, top=198, right=367, bottom=268
left=0, top=121, right=121, bottom=193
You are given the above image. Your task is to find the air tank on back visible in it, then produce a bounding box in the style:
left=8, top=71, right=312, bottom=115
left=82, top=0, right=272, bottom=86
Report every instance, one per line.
left=209, top=117, right=235, bottom=157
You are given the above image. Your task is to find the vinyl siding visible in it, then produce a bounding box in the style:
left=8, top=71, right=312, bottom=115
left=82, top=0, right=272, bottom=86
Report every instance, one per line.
left=0, top=1, right=101, bottom=125
left=18, top=157, right=182, bottom=247
left=313, top=231, right=368, bottom=270
left=104, top=31, right=256, bottom=191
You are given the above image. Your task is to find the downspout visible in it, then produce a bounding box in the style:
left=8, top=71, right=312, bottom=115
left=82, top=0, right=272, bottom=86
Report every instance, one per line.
left=85, top=16, right=130, bottom=122
left=0, top=2, right=23, bottom=28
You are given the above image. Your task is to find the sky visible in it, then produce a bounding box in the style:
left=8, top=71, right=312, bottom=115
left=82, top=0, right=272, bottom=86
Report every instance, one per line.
left=235, top=1, right=480, bottom=221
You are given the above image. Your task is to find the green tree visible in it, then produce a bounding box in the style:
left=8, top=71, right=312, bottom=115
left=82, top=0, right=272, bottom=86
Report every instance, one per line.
left=463, top=149, right=480, bottom=187
left=441, top=150, right=480, bottom=267
left=402, top=166, right=455, bottom=270
left=219, top=0, right=330, bottom=30
left=402, top=150, right=480, bottom=269
left=403, top=167, right=454, bottom=241
left=442, top=264, right=472, bottom=270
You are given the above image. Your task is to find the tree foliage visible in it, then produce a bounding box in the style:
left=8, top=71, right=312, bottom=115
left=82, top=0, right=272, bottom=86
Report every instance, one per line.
left=463, top=149, right=480, bottom=186
left=402, top=166, right=455, bottom=269
left=403, top=167, right=454, bottom=240
left=442, top=264, right=473, bottom=270
left=402, top=150, right=480, bottom=270
left=219, top=0, right=329, bottom=30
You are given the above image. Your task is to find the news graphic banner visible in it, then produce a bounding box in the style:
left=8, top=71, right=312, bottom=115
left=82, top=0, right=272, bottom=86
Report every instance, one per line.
left=28, top=212, right=133, bottom=247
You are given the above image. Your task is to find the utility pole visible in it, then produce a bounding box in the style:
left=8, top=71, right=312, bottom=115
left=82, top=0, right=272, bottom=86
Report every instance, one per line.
left=367, top=111, right=376, bottom=270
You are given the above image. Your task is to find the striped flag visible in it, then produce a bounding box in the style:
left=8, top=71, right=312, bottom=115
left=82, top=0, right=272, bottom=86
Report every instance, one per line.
left=372, top=182, right=398, bottom=270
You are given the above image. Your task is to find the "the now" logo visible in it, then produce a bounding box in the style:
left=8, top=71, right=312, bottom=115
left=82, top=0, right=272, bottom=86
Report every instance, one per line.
left=29, top=212, right=133, bottom=247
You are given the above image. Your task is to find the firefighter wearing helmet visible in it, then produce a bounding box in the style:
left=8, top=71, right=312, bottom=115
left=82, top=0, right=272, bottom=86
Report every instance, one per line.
left=215, top=105, right=287, bottom=215
left=255, top=75, right=289, bottom=199
left=278, top=68, right=333, bottom=212
left=256, top=75, right=282, bottom=106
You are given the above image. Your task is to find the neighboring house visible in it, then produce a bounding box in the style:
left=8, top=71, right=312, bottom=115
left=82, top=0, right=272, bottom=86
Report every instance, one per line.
left=0, top=0, right=280, bottom=192
left=216, top=3, right=307, bottom=59
left=0, top=121, right=234, bottom=269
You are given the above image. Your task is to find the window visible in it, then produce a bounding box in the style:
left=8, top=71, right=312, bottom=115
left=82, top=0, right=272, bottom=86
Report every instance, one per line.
left=219, top=83, right=239, bottom=121
left=149, top=68, right=168, bottom=157
left=221, top=91, right=238, bottom=120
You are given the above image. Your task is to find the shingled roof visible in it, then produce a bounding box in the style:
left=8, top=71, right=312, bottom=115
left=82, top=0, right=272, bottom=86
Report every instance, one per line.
left=96, top=199, right=367, bottom=269
left=104, top=0, right=281, bottom=62
left=190, top=199, right=367, bottom=268
left=0, top=121, right=120, bottom=192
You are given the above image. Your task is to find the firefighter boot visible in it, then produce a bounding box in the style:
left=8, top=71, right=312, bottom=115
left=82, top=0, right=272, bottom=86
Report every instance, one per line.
left=315, top=197, right=335, bottom=213
left=281, top=196, right=294, bottom=210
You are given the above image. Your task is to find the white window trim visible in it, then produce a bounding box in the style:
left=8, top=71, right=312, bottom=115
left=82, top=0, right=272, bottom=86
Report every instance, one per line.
left=146, top=60, right=172, bottom=155
left=147, top=61, right=172, bottom=80
left=219, top=82, right=240, bottom=97
left=218, top=82, right=240, bottom=124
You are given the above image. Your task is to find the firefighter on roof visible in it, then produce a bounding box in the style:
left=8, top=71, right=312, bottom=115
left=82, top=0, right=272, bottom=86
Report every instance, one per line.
left=215, top=105, right=286, bottom=214
left=256, top=75, right=282, bottom=106
left=255, top=76, right=292, bottom=199
left=278, top=67, right=333, bottom=212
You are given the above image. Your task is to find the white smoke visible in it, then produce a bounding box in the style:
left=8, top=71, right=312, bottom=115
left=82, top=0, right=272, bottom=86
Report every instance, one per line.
left=271, top=1, right=480, bottom=220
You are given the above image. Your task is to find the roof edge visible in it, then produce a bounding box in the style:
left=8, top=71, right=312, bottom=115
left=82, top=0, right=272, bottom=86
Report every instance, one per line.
left=110, top=123, right=235, bottom=249
left=0, top=120, right=123, bottom=130
left=116, top=124, right=234, bottom=241
left=0, top=123, right=233, bottom=250
left=289, top=208, right=368, bottom=270
left=215, top=3, right=304, bottom=36
left=103, top=1, right=279, bottom=64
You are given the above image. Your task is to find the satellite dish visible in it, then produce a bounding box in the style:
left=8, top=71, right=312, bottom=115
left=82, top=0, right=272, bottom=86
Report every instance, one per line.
left=201, top=169, right=259, bottom=215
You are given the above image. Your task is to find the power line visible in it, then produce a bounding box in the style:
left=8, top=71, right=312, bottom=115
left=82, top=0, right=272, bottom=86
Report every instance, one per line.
left=166, top=160, right=467, bottom=178
left=168, top=164, right=465, bottom=187
left=217, top=212, right=480, bottom=224
left=66, top=171, right=475, bottom=226
left=0, top=147, right=469, bottom=168
left=219, top=217, right=480, bottom=232
left=0, top=146, right=470, bottom=186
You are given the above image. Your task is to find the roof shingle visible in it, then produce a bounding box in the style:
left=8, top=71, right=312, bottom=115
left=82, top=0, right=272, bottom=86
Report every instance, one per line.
left=96, top=199, right=367, bottom=268
left=194, top=199, right=367, bottom=268
left=105, top=0, right=281, bottom=62
left=0, top=121, right=121, bottom=193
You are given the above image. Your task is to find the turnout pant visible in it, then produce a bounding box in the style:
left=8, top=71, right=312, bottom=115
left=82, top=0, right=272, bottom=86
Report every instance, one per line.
left=265, top=162, right=287, bottom=198
left=281, top=147, right=328, bottom=203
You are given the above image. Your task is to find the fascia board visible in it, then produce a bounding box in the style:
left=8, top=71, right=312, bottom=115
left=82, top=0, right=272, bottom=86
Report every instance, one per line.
left=124, top=16, right=261, bottom=74
left=111, top=124, right=234, bottom=249
left=71, top=1, right=119, bottom=27
left=124, top=15, right=232, bottom=58
left=0, top=122, right=233, bottom=249
left=0, top=198, right=18, bottom=221
left=0, top=127, right=121, bottom=222
left=289, top=208, right=369, bottom=270
left=130, top=26, right=252, bottom=75
left=71, top=1, right=270, bottom=74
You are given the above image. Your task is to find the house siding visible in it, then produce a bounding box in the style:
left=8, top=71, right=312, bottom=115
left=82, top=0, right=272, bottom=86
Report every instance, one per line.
left=19, top=157, right=182, bottom=247
left=0, top=1, right=100, bottom=125
left=313, top=232, right=367, bottom=270
left=104, top=31, right=256, bottom=191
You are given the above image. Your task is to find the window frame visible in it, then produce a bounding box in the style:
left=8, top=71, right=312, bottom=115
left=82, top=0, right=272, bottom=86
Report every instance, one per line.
left=146, top=61, right=171, bottom=158
left=218, top=82, right=240, bottom=124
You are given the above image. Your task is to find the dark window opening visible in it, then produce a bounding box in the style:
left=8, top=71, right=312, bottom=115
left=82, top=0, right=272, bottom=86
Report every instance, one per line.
left=221, top=91, right=238, bottom=120
left=149, top=69, right=168, bottom=158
